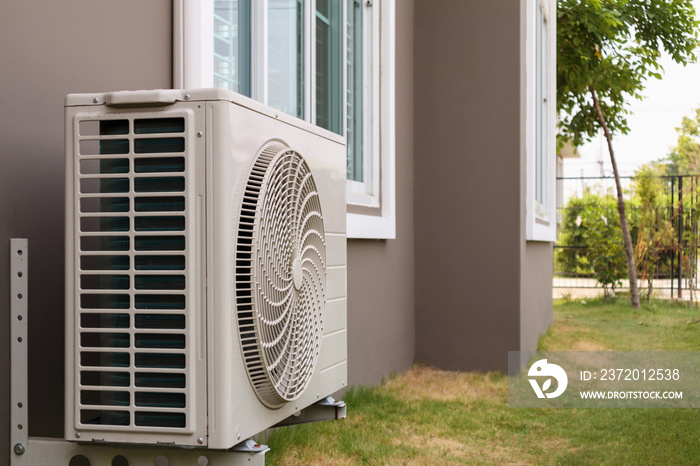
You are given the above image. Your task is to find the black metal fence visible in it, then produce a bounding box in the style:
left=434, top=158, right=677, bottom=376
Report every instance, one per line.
left=555, top=175, right=700, bottom=299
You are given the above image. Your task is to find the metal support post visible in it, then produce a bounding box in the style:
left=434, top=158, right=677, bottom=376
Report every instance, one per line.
left=10, top=239, right=29, bottom=466
left=679, top=176, right=684, bottom=297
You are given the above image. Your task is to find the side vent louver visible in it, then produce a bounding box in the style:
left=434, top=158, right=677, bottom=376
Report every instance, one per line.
left=75, top=115, right=192, bottom=431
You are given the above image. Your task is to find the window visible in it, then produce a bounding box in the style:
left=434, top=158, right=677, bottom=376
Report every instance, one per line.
left=213, top=1, right=251, bottom=94
left=268, top=0, right=305, bottom=119
left=346, top=0, right=364, bottom=183
left=316, top=0, right=342, bottom=133
left=175, top=0, right=396, bottom=239
left=526, top=0, right=555, bottom=241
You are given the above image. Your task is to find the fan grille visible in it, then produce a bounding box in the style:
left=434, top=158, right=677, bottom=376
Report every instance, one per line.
left=236, top=144, right=326, bottom=408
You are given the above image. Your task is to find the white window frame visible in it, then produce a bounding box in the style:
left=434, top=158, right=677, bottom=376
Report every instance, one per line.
left=345, top=0, right=378, bottom=207
left=525, top=0, right=556, bottom=242
left=174, top=0, right=396, bottom=239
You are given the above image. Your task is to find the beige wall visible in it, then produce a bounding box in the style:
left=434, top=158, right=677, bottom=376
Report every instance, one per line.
left=0, top=0, right=173, bottom=443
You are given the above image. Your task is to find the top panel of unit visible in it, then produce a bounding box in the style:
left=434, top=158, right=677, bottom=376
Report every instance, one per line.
left=65, top=88, right=345, bottom=145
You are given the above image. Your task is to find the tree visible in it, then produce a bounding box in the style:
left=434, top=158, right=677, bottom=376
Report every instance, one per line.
left=557, top=0, right=700, bottom=308
left=667, top=108, right=700, bottom=176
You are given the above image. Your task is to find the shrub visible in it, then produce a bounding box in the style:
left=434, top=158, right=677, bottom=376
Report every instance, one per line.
left=556, top=190, right=628, bottom=296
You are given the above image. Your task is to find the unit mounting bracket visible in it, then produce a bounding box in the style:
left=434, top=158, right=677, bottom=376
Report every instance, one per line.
left=8, top=239, right=268, bottom=466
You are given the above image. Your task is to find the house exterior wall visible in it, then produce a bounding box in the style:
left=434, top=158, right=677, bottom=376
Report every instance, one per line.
left=0, top=0, right=415, bottom=447
left=413, top=0, right=552, bottom=371
left=520, top=242, right=554, bottom=353
left=520, top=0, right=555, bottom=356
left=347, top=1, right=416, bottom=388
left=0, top=0, right=173, bottom=443
left=0, top=0, right=548, bottom=453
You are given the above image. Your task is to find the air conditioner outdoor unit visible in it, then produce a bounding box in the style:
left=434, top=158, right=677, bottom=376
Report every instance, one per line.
left=64, top=89, right=347, bottom=449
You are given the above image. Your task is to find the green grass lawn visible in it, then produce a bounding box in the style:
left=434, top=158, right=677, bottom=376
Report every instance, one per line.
left=265, top=298, right=700, bottom=465
left=540, top=297, right=700, bottom=352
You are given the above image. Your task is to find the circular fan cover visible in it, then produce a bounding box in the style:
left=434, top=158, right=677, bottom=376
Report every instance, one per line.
left=236, top=143, right=326, bottom=408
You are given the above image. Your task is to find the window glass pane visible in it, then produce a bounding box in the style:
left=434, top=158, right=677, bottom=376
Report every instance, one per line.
left=214, top=0, right=252, bottom=95
left=316, top=0, right=342, bottom=134
left=268, top=0, right=304, bottom=119
left=346, top=0, right=366, bottom=182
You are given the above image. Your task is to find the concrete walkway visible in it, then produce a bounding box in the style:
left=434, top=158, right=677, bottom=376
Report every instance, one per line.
left=553, top=277, right=699, bottom=301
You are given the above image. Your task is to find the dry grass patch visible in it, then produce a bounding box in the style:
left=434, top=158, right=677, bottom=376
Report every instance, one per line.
left=392, top=432, right=521, bottom=465
left=540, top=320, right=611, bottom=351
left=570, top=339, right=610, bottom=351
left=383, top=363, right=507, bottom=404
left=275, top=451, right=357, bottom=466
left=390, top=428, right=572, bottom=465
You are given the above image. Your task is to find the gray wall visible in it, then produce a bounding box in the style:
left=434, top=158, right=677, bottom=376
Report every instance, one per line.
left=0, top=0, right=415, bottom=450
left=0, top=0, right=173, bottom=444
left=0, top=0, right=548, bottom=455
left=413, top=0, right=551, bottom=371
left=519, top=0, right=554, bottom=355
left=520, top=242, right=554, bottom=352
left=346, top=1, right=416, bottom=388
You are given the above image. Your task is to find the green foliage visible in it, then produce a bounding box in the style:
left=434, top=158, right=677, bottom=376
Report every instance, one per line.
left=633, top=163, right=676, bottom=299
left=558, top=169, right=700, bottom=301
left=634, top=163, right=666, bottom=206
left=557, top=0, right=700, bottom=146
left=661, top=109, right=700, bottom=302
left=556, top=190, right=629, bottom=295
left=666, top=108, right=700, bottom=176
left=558, top=0, right=700, bottom=308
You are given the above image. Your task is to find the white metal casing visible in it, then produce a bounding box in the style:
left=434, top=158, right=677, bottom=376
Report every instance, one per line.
left=65, top=88, right=347, bottom=448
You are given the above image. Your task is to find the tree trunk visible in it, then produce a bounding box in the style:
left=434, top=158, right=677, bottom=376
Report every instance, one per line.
left=589, top=86, right=641, bottom=308
left=691, top=216, right=697, bottom=307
